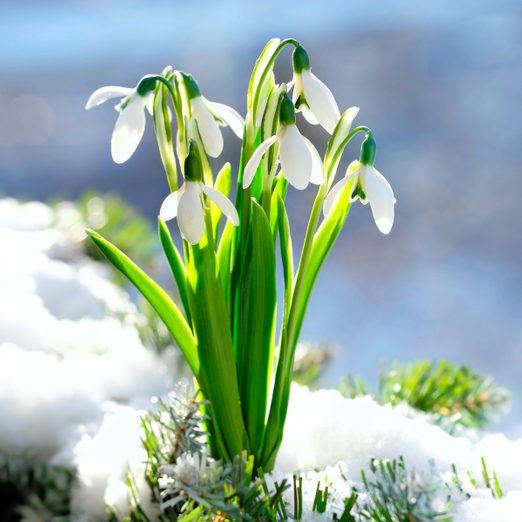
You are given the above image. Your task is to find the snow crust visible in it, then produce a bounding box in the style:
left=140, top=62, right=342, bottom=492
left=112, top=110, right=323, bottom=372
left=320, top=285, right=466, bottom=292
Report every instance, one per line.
left=1, top=198, right=522, bottom=521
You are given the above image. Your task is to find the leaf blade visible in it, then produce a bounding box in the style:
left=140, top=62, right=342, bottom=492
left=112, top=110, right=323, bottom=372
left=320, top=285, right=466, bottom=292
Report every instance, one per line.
left=86, top=228, right=199, bottom=374
left=235, top=201, right=277, bottom=459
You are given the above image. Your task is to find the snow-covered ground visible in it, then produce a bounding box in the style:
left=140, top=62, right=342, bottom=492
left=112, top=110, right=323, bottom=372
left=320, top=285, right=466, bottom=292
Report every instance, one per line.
left=1, top=197, right=522, bottom=521
left=277, top=386, right=522, bottom=521
left=0, top=198, right=176, bottom=517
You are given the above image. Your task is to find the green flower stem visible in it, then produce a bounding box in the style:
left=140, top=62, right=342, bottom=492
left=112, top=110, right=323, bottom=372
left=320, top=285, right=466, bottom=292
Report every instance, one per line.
left=153, top=71, right=178, bottom=191
left=287, top=126, right=370, bottom=349
left=260, top=186, right=327, bottom=469
left=151, top=74, right=183, bottom=128
left=261, top=126, right=370, bottom=469
left=250, top=38, right=299, bottom=130
left=325, top=126, right=372, bottom=188
left=158, top=220, right=192, bottom=324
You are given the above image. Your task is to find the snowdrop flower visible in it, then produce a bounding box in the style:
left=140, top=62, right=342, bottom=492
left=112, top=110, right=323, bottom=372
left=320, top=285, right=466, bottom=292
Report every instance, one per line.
left=324, top=134, right=395, bottom=234
left=181, top=73, right=244, bottom=158
left=243, top=94, right=323, bottom=190
left=86, top=75, right=158, bottom=164
left=291, top=45, right=341, bottom=134
left=160, top=142, right=239, bottom=244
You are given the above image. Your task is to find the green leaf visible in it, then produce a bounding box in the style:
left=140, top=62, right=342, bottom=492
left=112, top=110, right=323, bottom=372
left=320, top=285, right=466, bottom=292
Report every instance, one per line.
left=269, top=174, right=288, bottom=237
left=234, top=201, right=277, bottom=459
left=217, top=220, right=234, bottom=309
left=86, top=228, right=199, bottom=375
left=261, top=181, right=353, bottom=471
left=158, top=220, right=192, bottom=324
left=186, top=240, right=249, bottom=460
left=277, top=196, right=293, bottom=322
left=247, top=38, right=281, bottom=118
left=211, top=162, right=232, bottom=238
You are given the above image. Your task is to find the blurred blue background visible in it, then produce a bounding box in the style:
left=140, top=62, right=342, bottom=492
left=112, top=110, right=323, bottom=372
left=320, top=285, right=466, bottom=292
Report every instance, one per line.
left=1, top=0, right=521, bottom=431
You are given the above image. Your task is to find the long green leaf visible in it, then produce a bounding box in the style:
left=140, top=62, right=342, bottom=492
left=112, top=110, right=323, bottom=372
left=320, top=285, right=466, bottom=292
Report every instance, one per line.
left=211, top=162, right=232, bottom=238
left=269, top=175, right=288, bottom=237
left=186, top=238, right=249, bottom=460
left=277, top=196, right=293, bottom=322
left=217, top=220, right=234, bottom=309
left=262, top=181, right=354, bottom=470
left=247, top=37, right=281, bottom=118
left=235, top=201, right=277, bottom=460
left=158, top=220, right=192, bottom=325
left=86, top=228, right=199, bottom=375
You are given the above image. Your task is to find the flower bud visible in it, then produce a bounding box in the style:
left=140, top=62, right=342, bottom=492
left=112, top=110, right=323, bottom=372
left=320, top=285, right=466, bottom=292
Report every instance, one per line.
left=292, top=45, right=311, bottom=73
left=279, top=94, right=296, bottom=126
left=136, top=75, right=158, bottom=97
left=184, top=141, right=203, bottom=182
left=360, top=133, right=376, bottom=166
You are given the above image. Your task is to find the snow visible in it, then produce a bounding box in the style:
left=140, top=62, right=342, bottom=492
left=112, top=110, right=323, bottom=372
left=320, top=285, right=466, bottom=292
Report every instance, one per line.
left=276, top=385, right=522, bottom=520
left=453, top=491, right=522, bottom=522
left=2, top=197, right=522, bottom=520
left=72, top=404, right=159, bottom=520
left=0, top=198, right=176, bottom=517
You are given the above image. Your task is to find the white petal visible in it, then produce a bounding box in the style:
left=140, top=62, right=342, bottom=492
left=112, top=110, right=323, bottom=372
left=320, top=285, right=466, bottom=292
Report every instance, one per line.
left=145, top=93, right=155, bottom=116
left=323, top=176, right=352, bottom=216
left=301, top=70, right=341, bottom=134
left=191, top=96, right=223, bottom=158
left=159, top=185, right=186, bottom=221
left=85, top=86, right=133, bottom=110
left=278, top=125, right=312, bottom=190
left=363, top=166, right=396, bottom=235
left=242, top=135, right=278, bottom=188
left=201, top=185, right=239, bottom=226
left=301, top=106, right=320, bottom=125
left=177, top=182, right=205, bottom=244
left=111, top=96, right=146, bottom=164
left=346, top=160, right=363, bottom=202
left=303, top=137, right=324, bottom=185
left=291, top=74, right=303, bottom=105
left=255, top=96, right=268, bottom=127
left=205, top=100, right=245, bottom=138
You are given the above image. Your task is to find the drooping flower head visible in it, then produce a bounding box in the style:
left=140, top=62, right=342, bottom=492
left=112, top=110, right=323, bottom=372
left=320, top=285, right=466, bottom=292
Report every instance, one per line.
left=181, top=73, right=244, bottom=158
left=292, top=45, right=341, bottom=134
left=85, top=75, right=158, bottom=164
left=324, top=133, right=396, bottom=234
left=160, top=141, right=239, bottom=244
left=243, top=94, right=323, bottom=190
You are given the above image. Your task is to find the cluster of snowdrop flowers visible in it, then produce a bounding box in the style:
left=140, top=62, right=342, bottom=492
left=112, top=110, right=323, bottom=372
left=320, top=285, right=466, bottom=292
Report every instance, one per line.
left=86, top=45, right=395, bottom=238
left=85, top=37, right=397, bottom=473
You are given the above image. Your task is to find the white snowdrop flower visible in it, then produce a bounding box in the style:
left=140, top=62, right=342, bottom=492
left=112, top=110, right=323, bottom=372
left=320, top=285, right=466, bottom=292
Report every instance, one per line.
left=85, top=75, right=158, bottom=164
left=160, top=142, right=239, bottom=244
left=291, top=45, right=341, bottom=134
left=181, top=73, right=244, bottom=158
left=243, top=94, right=323, bottom=190
left=324, top=134, right=395, bottom=234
